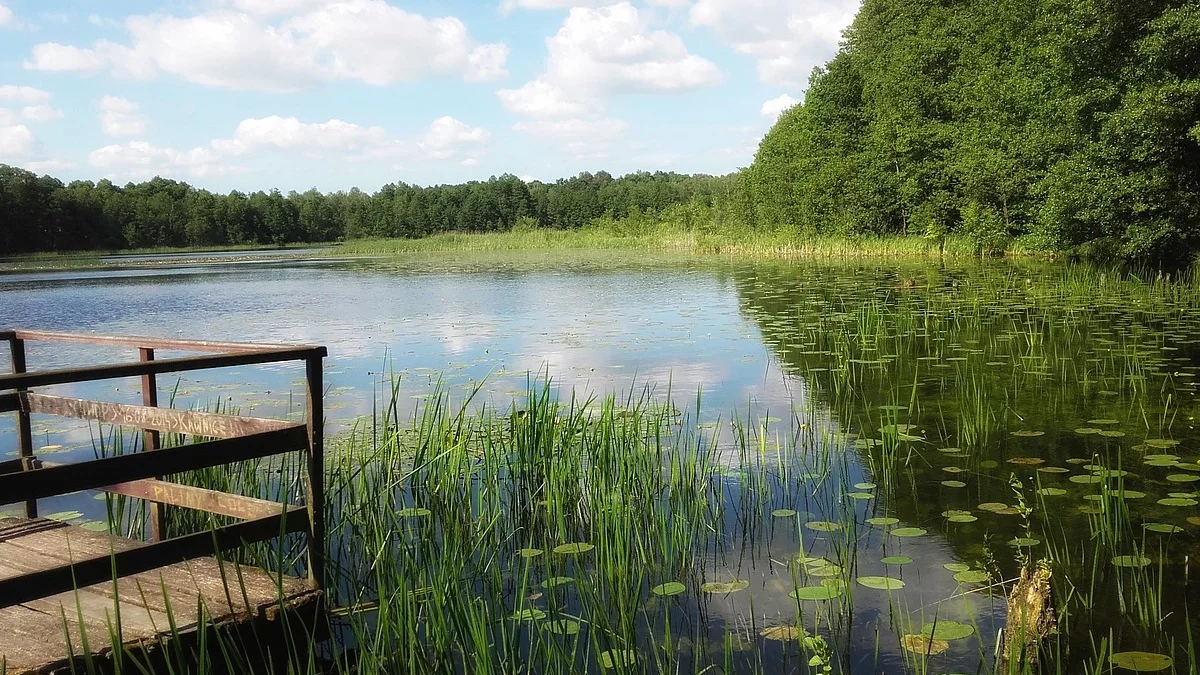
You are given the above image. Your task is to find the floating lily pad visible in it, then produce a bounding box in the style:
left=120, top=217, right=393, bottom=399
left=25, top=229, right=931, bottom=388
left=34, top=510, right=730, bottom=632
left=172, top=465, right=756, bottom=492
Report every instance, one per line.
left=1070, top=475, right=1103, bottom=484
left=1143, top=523, right=1182, bottom=534
left=805, top=521, right=842, bottom=532
left=948, top=514, right=978, bottom=523
left=44, top=511, right=83, bottom=522
left=881, top=555, right=913, bottom=565
left=1088, top=419, right=1120, bottom=425
left=1110, top=651, right=1173, bottom=672
left=1158, top=497, right=1198, bottom=507
left=760, top=625, right=804, bottom=641
left=1011, top=430, right=1045, bottom=437
left=941, top=480, right=967, bottom=488
left=1075, top=428, right=1101, bottom=435
left=979, top=460, right=1000, bottom=469
left=79, top=520, right=110, bottom=532
left=891, top=527, right=926, bottom=537
left=398, top=507, right=431, bottom=517
left=1098, top=430, right=1126, bottom=438
left=543, top=576, right=574, bottom=589
left=772, top=509, right=798, bottom=517
left=1008, top=537, right=1041, bottom=547
left=512, top=608, right=546, bottom=621
left=519, top=548, right=544, bottom=558
left=857, top=576, right=905, bottom=590
left=953, top=570, right=990, bottom=584
left=978, top=502, right=1009, bottom=512
left=1112, top=555, right=1152, bottom=568
left=701, top=580, right=749, bottom=594
left=554, top=542, right=595, bottom=555
left=1166, top=474, right=1199, bottom=483
left=1037, top=488, right=1067, bottom=496
left=901, top=634, right=949, bottom=655
left=651, top=582, right=686, bottom=597
left=1008, top=457, right=1045, bottom=465
left=1037, top=466, right=1071, bottom=474
left=866, top=516, right=900, bottom=526
left=855, top=482, right=877, bottom=490
left=599, top=649, right=637, bottom=669
left=1143, top=439, right=1180, bottom=449
left=790, top=583, right=844, bottom=601
left=845, top=492, right=874, bottom=500
left=805, top=562, right=843, bottom=577
left=943, top=562, right=972, bottom=572
left=921, top=621, right=974, bottom=641
left=545, top=619, right=581, bottom=635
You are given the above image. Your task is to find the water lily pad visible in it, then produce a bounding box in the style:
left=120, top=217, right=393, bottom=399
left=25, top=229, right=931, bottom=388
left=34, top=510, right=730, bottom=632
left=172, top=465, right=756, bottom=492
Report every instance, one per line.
left=543, top=576, right=574, bottom=589
left=805, top=562, right=843, bottom=577
left=941, top=480, right=967, bottom=488
left=398, top=507, right=431, bottom=517
left=1070, top=475, right=1103, bottom=484
left=1037, top=488, right=1067, bottom=496
left=978, top=502, right=1009, bottom=512
left=1008, top=457, right=1045, bottom=465
left=651, top=582, right=686, bottom=596
left=44, top=511, right=83, bottom=522
left=1143, top=439, right=1180, bottom=449
left=1088, top=419, right=1119, bottom=425
left=979, top=460, right=1000, bottom=469
left=1075, top=428, right=1101, bottom=435
left=1110, top=651, right=1173, bottom=672
left=519, top=548, right=544, bottom=558
left=953, top=570, right=990, bottom=584
left=866, top=517, right=900, bottom=527
left=1008, top=537, right=1041, bottom=547
left=881, top=555, right=913, bottom=565
left=855, top=482, right=877, bottom=490
left=943, top=562, right=971, bottom=573
left=1143, top=523, right=1182, bottom=534
left=1098, top=430, right=1126, bottom=438
left=79, top=520, right=110, bottom=532
left=760, top=625, right=804, bottom=641
left=805, top=520, right=842, bottom=532
left=545, top=619, right=581, bottom=635
left=891, top=527, right=926, bottom=537
left=1157, top=497, right=1198, bottom=507
left=921, top=620, right=974, bottom=641
left=771, top=508, right=798, bottom=517
left=701, top=580, right=749, bottom=594
left=512, top=608, right=546, bottom=621
left=947, top=514, right=978, bottom=523
left=1011, top=430, right=1045, bottom=437
left=901, top=634, right=949, bottom=656
left=1037, top=466, right=1071, bottom=473
left=1112, top=555, right=1152, bottom=568
left=599, top=649, right=637, bottom=669
left=554, top=542, right=595, bottom=555
left=857, top=576, right=905, bottom=590
left=845, top=492, right=874, bottom=500
left=1166, top=474, right=1199, bottom=483
left=790, top=584, right=844, bottom=601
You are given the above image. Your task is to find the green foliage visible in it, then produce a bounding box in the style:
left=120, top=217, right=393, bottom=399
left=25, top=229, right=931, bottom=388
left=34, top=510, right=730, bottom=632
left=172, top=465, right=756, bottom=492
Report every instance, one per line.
left=0, top=168, right=736, bottom=255
left=742, top=0, right=1200, bottom=264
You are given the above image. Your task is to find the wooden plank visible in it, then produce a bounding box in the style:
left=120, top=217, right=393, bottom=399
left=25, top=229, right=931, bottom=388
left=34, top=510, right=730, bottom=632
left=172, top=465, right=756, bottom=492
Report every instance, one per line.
left=0, top=392, right=18, bottom=413
left=0, top=508, right=309, bottom=609
left=11, top=329, right=318, bottom=355
left=0, top=345, right=327, bottom=391
left=24, top=394, right=297, bottom=440
left=0, top=426, right=308, bottom=506
left=0, top=457, right=40, bottom=475
left=101, top=479, right=290, bottom=521
left=305, top=355, right=324, bottom=589
left=139, top=347, right=166, bottom=542
left=9, top=338, right=36, bottom=520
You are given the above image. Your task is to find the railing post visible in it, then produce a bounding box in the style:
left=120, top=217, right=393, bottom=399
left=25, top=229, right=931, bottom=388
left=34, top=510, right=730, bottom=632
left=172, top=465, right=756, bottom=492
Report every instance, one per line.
left=8, top=338, right=37, bottom=518
left=140, top=347, right=166, bottom=541
left=304, top=353, right=325, bottom=589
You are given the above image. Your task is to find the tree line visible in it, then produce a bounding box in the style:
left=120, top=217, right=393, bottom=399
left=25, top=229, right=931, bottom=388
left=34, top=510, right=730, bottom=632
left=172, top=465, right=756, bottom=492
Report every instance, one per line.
left=742, top=0, right=1200, bottom=264
left=0, top=166, right=736, bottom=255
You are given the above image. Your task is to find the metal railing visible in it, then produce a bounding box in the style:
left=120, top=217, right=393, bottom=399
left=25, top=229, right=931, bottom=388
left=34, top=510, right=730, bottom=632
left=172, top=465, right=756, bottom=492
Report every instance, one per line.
left=0, top=329, right=326, bottom=608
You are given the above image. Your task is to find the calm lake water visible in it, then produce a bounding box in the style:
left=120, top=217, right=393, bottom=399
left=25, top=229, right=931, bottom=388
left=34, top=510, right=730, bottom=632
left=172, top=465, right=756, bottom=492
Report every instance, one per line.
left=2, top=250, right=1198, bottom=673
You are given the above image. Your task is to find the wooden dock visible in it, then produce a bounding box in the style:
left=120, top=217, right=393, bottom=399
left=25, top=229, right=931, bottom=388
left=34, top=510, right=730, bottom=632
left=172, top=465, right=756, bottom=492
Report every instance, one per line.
left=0, top=330, right=329, bottom=675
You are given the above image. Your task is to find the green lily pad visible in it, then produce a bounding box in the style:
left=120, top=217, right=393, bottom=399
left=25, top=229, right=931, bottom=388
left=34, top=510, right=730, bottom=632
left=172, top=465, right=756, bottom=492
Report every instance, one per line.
left=881, top=555, right=913, bottom=565
left=953, top=570, right=990, bottom=584
left=554, top=542, right=595, bottom=555
left=866, top=517, right=900, bottom=526
left=1112, top=555, right=1152, bottom=568
left=1158, top=497, right=1198, bottom=507
left=512, top=608, right=546, bottom=621
left=545, top=619, right=581, bottom=635
left=1011, top=430, right=1045, bottom=437
left=542, top=576, right=574, bottom=589
left=771, top=509, right=798, bottom=517
left=1110, top=651, right=1173, bottom=672
left=845, top=492, right=874, bottom=500
left=44, top=511, right=83, bottom=522
left=599, top=649, right=637, bottom=669
left=921, top=620, right=974, bottom=641
left=943, top=562, right=971, bottom=572
left=941, top=480, right=967, bottom=488
left=1008, top=537, right=1041, bottom=547
left=891, top=527, right=926, bottom=537
left=948, top=514, right=978, bottom=523
left=1037, top=487, right=1067, bottom=496
left=701, top=580, right=749, bottom=594
left=519, top=548, right=544, bottom=558
left=856, top=576, right=905, bottom=590
left=789, top=583, right=844, bottom=601
left=1166, top=474, right=1199, bottom=483
left=855, top=482, right=877, bottom=490
left=901, top=634, right=949, bottom=655
left=805, top=521, right=842, bottom=532
left=398, top=507, right=431, bottom=517
left=651, top=582, right=686, bottom=597
left=1143, top=523, right=1182, bottom=534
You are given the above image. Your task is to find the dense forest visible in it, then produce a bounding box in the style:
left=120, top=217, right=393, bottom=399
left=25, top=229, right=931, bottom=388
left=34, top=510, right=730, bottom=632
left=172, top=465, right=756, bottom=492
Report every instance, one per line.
left=744, top=0, right=1200, bottom=263
left=0, top=167, right=736, bottom=254
left=3, top=0, right=1198, bottom=263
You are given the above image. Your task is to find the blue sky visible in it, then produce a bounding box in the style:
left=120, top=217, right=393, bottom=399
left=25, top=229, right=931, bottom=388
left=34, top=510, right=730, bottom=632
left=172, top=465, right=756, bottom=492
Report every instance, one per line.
left=0, top=0, right=857, bottom=192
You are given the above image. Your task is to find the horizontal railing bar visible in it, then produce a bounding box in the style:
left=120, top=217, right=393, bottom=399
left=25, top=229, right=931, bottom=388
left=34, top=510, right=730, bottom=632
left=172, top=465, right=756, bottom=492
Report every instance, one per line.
left=10, top=329, right=319, bottom=354
left=101, top=479, right=290, bottom=521
left=25, top=393, right=298, bottom=439
left=0, top=392, right=18, bottom=413
left=0, top=426, right=309, bottom=506
left=0, top=346, right=326, bottom=391
left=0, top=507, right=309, bottom=609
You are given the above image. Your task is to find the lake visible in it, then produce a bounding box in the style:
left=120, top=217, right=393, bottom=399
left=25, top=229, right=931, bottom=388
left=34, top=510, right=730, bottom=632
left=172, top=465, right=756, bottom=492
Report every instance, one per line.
left=1, top=250, right=1197, bottom=674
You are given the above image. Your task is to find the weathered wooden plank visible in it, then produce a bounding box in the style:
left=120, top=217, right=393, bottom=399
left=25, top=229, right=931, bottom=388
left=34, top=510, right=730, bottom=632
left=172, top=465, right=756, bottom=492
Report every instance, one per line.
left=9, top=338, right=36, bottom=520
left=0, top=392, right=18, bottom=413
left=101, top=479, right=289, bottom=521
left=305, top=355, right=324, bottom=588
left=139, top=348, right=165, bottom=542
left=0, top=425, right=308, bottom=506
left=11, top=329, right=318, bottom=355
left=0, top=346, right=327, bottom=391
left=24, top=394, right=297, bottom=440
left=0, top=508, right=309, bottom=609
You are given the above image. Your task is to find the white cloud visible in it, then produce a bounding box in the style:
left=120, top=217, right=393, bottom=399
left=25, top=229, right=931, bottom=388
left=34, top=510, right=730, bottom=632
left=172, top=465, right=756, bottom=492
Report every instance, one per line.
left=690, top=0, right=857, bottom=88
left=0, top=108, right=18, bottom=126
left=26, top=1, right=508, bottom=92
left=0, top=124, right=36, bottom=157
left=99, top=96, right=147, bottom=136
left=499, top=0, right=606, bottom=13
left=88, top=114, right=489, bottom=180
left=499, top=2, right=719, bottom=154
left=0, top=85, right=52, bottom=104
left=0, top=4, right=14, bottom=28
left=24, top=159, right=77, bottom=172
left=21, top=105, right=64, bottom=122
left=760, top=93, right=798, bottom=120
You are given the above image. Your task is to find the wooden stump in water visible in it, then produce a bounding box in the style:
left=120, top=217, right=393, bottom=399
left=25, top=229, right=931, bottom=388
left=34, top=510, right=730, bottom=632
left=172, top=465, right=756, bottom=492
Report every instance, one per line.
left=999, top=561, right=1056, bottom=673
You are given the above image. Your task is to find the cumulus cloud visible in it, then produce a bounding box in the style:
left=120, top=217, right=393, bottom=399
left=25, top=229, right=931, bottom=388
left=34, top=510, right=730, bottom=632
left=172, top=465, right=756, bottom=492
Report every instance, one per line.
left=99, top=96, right=147, bottom=136
left=0, top=124, right=36, bottom=157
left=0, top=85, right=52, bottom=104
left=87, top=114, right=490, bottom=180
left=499, top=2, right=720, bottom=155
left=760, top=94, right=798, bottom=120
left=499, top=0, right=607, bottom=14
left=25, top=0, right=508, bottom=92
left=690, top=0, right=857, bottom=88
left=21, top=105, right=64, bottom=122
left=0, top=4, right=15, bottom=28
left=24, top=159, right=77, bottom=172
